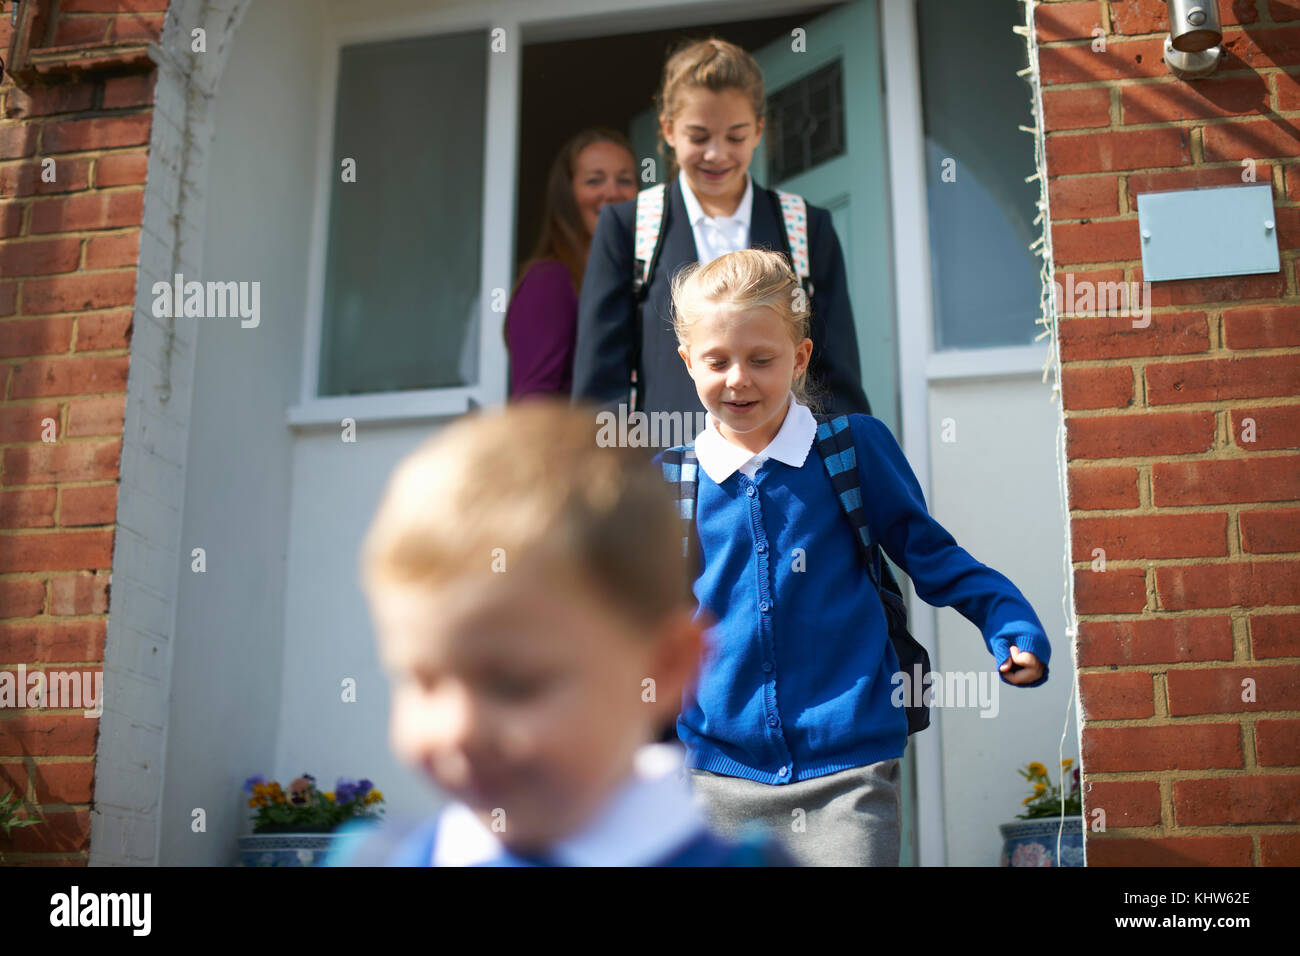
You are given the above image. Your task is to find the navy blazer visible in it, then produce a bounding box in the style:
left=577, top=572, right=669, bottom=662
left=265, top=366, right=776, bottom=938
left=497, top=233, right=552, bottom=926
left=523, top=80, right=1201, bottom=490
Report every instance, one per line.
left=571, top=176, right=872, bottom=422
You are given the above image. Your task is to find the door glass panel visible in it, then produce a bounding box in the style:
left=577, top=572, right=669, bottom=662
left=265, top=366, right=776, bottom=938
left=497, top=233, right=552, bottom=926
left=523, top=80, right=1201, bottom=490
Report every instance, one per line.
left=318, top=32, right=486, bottom=396
left=917, top=0, right=1041, bottom=351
left=766, top=60, right=846, bottom=182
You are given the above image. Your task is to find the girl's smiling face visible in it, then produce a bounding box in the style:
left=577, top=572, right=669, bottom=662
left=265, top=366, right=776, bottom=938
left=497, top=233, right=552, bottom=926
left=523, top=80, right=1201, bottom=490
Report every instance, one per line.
left=661, top=87, right=763, bottom=211
left=678, top=304, right=812, bottom=455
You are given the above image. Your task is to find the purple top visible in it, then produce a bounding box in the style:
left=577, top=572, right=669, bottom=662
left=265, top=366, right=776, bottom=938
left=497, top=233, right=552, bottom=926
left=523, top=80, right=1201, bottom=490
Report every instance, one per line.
left=506, top=259, right=579, bottom=399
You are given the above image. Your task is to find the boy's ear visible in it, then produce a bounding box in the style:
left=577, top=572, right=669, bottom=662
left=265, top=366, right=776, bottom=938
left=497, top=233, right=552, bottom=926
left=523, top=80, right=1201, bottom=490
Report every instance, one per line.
left=677, top=345, right=692, bottom=371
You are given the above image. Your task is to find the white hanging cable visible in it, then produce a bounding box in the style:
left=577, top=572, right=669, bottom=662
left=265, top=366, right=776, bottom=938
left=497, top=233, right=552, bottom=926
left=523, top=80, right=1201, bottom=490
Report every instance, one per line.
left=1019, top=0, right=1084, bottom=866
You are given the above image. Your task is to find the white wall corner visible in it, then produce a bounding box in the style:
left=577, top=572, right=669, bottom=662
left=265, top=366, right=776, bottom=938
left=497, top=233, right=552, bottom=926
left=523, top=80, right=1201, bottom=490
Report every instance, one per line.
left=89, top=0, right=253, bottom=866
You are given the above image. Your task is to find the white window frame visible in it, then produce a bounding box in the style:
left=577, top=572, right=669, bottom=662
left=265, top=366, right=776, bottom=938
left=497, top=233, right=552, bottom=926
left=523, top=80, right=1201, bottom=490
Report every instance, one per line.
left=288, top=9, right=515, bottom=427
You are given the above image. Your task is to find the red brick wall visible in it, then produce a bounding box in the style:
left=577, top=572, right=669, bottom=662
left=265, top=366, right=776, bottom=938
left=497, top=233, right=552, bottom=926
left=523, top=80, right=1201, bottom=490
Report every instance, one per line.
left=0, top=2, right=163, bottom=864
left=1037, top=0, right=1300, bottom=865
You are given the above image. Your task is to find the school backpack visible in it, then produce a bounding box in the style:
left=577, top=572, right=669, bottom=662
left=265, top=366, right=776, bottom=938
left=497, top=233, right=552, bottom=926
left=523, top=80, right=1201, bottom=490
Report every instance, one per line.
left=659, top=413, right=933, bottom=736
left=628, top=182, right=814, bottom=412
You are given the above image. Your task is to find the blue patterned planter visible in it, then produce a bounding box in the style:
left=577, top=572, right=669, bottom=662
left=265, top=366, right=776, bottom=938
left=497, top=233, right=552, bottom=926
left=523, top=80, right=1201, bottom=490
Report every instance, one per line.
left=998, top=817, right=1084, bottom=867
left=238, top=833, right=338, bottom=867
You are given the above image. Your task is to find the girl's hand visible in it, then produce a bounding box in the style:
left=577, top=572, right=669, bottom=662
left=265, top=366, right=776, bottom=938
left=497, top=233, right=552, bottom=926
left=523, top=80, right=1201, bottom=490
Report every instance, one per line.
left=998, top=645, right=1045, bottom=685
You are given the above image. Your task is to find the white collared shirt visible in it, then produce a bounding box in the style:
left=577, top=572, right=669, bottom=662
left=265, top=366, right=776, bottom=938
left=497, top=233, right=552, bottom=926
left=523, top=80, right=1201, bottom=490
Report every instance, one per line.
left=693, top=393, right=817, bottom=484
left=678, top=169, right=753, bottom=266
left=430, top=743, right=709, bottom=866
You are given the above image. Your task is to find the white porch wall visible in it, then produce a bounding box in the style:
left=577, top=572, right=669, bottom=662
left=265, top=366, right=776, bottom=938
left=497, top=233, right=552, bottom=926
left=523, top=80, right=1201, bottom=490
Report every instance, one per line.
left=274, top=423, right=452, bottom=827
left=155, top=0, right=1075, bottom=866
left=158, top=0, right=326, bottom=864
left=926, top=373, right=1077, bottom=866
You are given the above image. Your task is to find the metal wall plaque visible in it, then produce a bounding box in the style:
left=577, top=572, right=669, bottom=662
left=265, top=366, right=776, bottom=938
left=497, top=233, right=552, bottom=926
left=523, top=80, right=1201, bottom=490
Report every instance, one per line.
left=1136, top=183, right=1279, bottom=282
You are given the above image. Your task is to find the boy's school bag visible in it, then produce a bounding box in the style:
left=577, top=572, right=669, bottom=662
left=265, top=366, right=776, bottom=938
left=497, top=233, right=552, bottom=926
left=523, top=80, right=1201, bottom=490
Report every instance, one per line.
left=627, top=182, right=813, bottom=412
left=659, top=413, right=934, bottom=736
left=331, top=815, right=796, bottom=867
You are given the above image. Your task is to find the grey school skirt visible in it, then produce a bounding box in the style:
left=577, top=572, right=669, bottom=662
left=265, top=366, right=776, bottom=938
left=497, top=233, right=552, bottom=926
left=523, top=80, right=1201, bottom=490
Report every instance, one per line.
left=685, top=758, right=902, bottom=867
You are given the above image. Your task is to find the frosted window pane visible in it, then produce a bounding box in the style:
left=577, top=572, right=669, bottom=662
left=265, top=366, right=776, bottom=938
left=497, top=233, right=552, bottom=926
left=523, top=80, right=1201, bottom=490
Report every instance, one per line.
left=917, top=1, right=1041, bottom=351
left=318, top=32, right=486, bottom=396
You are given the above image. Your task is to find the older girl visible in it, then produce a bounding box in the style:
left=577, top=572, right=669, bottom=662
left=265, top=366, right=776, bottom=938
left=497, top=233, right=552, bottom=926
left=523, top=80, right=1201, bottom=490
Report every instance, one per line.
left=572, top=38, right=872, bottom=423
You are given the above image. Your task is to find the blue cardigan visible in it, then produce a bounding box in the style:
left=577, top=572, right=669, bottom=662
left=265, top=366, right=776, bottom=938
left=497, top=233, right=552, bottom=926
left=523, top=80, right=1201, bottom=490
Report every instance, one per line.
left=658, top=414, right=1051, bottom=785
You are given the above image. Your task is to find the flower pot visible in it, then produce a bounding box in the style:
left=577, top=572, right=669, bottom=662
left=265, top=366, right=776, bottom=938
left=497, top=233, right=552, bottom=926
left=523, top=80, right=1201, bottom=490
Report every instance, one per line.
left=237, top=832, right=339, bottom=867
left=998, top=817, right=1084, bottom=867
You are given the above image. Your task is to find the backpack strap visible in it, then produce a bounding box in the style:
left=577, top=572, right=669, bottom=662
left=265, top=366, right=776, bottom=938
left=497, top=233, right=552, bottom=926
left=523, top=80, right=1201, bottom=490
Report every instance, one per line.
left=813, top=412, right=932, bottom=735
left=630, top=183, right=669, bottom=412
left=813, top=413, right=881, bottom=590
left=633, top=182, right=669, bottom=297
left=774, top=189, right=814, bottom=300
left=812, top=412, right=909, bottom=600
left=659, top=444, right=701, bottom=578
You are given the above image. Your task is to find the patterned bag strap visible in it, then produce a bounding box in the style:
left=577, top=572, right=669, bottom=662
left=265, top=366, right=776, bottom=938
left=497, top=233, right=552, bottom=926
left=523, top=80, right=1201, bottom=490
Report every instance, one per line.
left=774, top=189, right=813, bottom=298
left=633, top=182, right=668, bottom=296
left=659, top=445, right=700, bottom=571
left=813, top=413, right=909, bottom=600
left=813, top=413, right=882, bottom=591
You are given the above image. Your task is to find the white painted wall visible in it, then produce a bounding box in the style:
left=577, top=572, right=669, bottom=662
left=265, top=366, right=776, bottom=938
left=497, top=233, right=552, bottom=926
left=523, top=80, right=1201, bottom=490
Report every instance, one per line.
left=926, top=373, right=1076, bottom=866
left=152, top=0, right=1075, bottom=867
left=157, top=0, right=325, bottom=865
left=273, top=425, right=452, bottom=825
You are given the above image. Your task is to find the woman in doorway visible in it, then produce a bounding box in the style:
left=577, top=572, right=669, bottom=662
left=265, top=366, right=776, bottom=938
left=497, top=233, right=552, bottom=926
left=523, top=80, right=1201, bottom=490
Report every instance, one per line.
left=505, top=128, right=638, bottom=399
left=571, top=37, right=873, bottom=421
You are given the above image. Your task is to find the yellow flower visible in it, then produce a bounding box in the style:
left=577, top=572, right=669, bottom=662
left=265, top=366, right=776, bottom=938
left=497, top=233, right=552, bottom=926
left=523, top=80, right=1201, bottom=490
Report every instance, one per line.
left=1061, top=758, right=1073, bottom=769
left=365, top=790, right=384, bottom=805
left=1027, top=762, right=1047, bottom=777
left=1033, top=783, right=1047, bottom=794
left=1022, top=794, right=1034, bottom=805
left=324, top=792, right=335, bottom=802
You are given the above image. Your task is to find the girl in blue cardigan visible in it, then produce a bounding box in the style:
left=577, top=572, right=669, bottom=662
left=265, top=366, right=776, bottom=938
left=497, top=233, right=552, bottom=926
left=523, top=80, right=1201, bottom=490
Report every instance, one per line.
left=657, top=248, right=1052, bottom=866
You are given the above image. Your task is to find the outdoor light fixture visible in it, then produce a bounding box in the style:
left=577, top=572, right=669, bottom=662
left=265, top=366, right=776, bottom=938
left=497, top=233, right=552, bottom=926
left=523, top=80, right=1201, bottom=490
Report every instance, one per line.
left=1162, top=0, right=1223, bottom=79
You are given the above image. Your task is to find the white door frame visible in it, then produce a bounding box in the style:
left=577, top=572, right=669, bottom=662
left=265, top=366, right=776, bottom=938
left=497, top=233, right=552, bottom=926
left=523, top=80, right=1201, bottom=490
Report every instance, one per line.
left=293, top=0, right=971, bottom=858
left=882, top=0, right=1051, bottom=866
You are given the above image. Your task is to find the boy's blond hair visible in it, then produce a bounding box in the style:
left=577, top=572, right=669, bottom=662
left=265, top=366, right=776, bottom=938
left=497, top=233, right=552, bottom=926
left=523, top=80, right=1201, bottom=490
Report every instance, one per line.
left=670, top=247, right=821, bottom=410
left=360, top=400, right=689, bottom=633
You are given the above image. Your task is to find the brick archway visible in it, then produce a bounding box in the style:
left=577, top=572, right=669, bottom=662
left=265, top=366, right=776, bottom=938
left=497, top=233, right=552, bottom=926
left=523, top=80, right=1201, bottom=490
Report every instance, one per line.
left=0, top=0, right=250, bottom=865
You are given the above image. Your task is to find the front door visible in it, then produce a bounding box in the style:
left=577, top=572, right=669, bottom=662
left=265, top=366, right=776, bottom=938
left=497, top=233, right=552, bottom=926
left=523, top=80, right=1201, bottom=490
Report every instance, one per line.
left=630, top=0, right=915, bottom=864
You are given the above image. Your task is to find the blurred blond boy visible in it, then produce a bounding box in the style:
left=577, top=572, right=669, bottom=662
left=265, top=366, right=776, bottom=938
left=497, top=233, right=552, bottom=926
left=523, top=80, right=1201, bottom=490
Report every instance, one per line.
left=324, top=400, right=795, bottom=866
